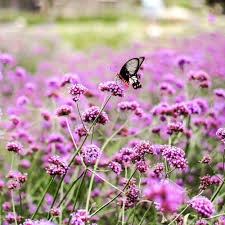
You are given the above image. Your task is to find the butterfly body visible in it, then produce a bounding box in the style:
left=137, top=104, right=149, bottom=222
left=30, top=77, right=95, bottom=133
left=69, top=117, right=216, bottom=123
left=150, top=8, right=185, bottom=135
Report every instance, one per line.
left=118, top=57, right=145, bottom=89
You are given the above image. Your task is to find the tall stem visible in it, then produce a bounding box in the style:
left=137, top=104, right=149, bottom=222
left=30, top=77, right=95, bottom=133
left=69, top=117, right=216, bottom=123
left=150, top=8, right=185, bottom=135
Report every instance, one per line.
left=11, top=191, right=18, bottom=225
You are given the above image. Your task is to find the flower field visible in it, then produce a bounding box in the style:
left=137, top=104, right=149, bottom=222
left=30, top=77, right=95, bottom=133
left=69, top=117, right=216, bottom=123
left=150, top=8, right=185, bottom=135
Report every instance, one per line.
left=0, top=30, right=225, bottom=225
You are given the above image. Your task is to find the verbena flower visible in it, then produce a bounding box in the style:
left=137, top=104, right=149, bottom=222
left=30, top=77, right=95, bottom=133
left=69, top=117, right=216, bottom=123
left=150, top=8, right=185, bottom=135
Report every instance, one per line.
left=6, top=141, right=23, bottom=153
left=99, top=81, right=124, bottom=97
left=188, top=196, right=215, bottom=218
left=161, top=145, right=188, bottom=169
left=195, top=220, right=207, bottom=225
left=56, top=105, right=72, bottom=116
left=69, top=83, right=87, bottom=102
left=70, top=209, right=90, bottom=225
left=117, top=101, right=139, bottom=112
left=22, top=219, right=57, bottom=225
left=214, top=88, right=225, bottom=98
left=49, top=208, right=60, bottom=216
left=45, top=155, right=69, bottom=176
left=109, top=161, right=122, bottom=175
left=5, top=212, right=21, bottom=223
left=216, top=128, right=225, bottom=143
left=81, top=144, right=101, bottom=164
left=82, top=106, right=109, bottom=125
left=0, top=53, right=14, bottom=65
left=143, top=179, right=186, bottom=213
left=199, top=174, right=212, bottom=190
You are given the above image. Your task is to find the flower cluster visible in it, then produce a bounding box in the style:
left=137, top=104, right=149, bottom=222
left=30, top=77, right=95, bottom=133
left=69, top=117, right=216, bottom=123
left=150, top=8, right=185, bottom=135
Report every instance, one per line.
left=199, top=174, right=212, bottom=190
left=82, top=106, right=109, bottom=125
left=188, top=70, right=211, bottom=88
left=98, top=81, right=124, bottom=97
left=56, top=105, right=72, bottom=116
left=143, top=179, right=186, bottom=213
left=6, top=141, right=23, bottom=153
left=161, top=145, right=188, bottom=169
left=70, top=209, right=91, bottom=225
left=81, top=144, right=101, bottom=164
left=216, top=128, right=225, bottom=143
left=22, top=219, right=56, bottom=225
left=45, top=155, right=69, bottom=176
left=188, top=196, right=215, bottom=218
left=69, top=83, right=87, bottom=102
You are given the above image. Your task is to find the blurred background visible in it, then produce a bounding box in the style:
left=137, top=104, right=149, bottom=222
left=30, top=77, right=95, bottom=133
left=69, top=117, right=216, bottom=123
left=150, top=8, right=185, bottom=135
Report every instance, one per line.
left=0, top=0, right=224, bottom=51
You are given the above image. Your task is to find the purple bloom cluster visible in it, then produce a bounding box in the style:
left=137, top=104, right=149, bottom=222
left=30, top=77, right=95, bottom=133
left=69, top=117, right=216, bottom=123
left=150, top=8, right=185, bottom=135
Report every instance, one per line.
left=45, top=155, right=69, bottom=176
left=216, top=128, right=225, bottom=143
left=167, top=121, right=184, bottom=135
left=69, top=83, right=87, bottom=102
left=82, top=106, right=109, bottom=125
left=98, top=81, right=124, bottom=97
left=188, top=196, right=215, bottom=218
left=161, top=145, right=188, bottom=169
left=22, top=219, right=56, bottom=225
left=6, top=141, right=23, bottom=153
left=70, top=209, right=90, bottom=225
left=81, top=144, right=101, bottom=164
left=214, top=88, right=225, bottom=98
left=56, top=105, right=72, bottom=116
left=143, top=179, right=186, bottom=213
left=117, top=101, right=139, bottom=111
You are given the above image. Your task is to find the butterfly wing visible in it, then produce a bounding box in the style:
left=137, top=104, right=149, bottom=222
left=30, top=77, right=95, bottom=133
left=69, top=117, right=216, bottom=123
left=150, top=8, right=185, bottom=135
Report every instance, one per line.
left=118, top=57, right=145, bottom=89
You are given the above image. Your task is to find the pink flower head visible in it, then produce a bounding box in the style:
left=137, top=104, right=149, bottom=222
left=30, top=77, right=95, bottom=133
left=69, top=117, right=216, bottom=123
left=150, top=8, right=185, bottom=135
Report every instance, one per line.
left=214, top=88, right=225, bottom=98
left=69, top=83, right=87, bottom=102
left=6, top=141, right=23, bottom=153
left=117, top=101, right=139, bottom=112
left=70, top=209, right=90, bottom=225
left=56, top=105, right=72, bottom=116
left=0, top=53, right=14, bottom=65
left=81, top=144, right=101, bottom=164
left=143, top=179, right=186, bottom=213
left=216, top=128, right=225, bottom=143
left=161, top=145, right=188, bottom=169
left=45, top=155, right=69, bottom=176
left=189, top=196, right=215, bottom=218
left=99, top=81, right=124, bottom=97
left=82, top=106, right=109, bottom=125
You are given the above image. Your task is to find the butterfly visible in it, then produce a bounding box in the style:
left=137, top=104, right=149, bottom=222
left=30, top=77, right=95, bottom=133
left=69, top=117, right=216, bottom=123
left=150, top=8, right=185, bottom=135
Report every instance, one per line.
left=117, top=57, right=145, bottom=89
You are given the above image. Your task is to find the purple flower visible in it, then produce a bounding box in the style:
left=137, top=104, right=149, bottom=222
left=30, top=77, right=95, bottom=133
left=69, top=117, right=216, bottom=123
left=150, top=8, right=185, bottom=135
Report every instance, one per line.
left=99, top=81, right=124, bottom=97
left=6, top=141, right=23, bottom=153
left=188, top=196, right=215, bottom=218
left=6, top=180, right=20, bottom=190
left=199, top=174, right=212, bottom=190
left=167, top=121, right=184, bottom=135
left=81, top=144, right=101, bottom=164
left=0, top=53, right=14, bottom=65
left=5, top=212, right=21, bottom=223
left=61, top=73, right=79, bottom=87
left=56, top=105, right=72, bottom=116
left=214, top=88, right=225, bottom=98
left=49, top=208, right=60, bottom=216
left=69, top=83, right=87, bottom=102
left=70, top=209, right=90, bottom=225
left=82, top=106, right=109, bottom=125
left=109, top=161, right=122, bottom=175
left=117, top=101, right=139, bottom=112
left=143, top=179, right=186, bottom=213
left=200, top=154, right=211, bottom=164
left=132, top=141, right=155, bottom=162
left=161, top=145, right=188, bottom=169
left=74, top=124, right=87, bottom=140
left=195, top=220, right=207, bottom=225
left=22, top=219, right=57, bottom=225
left=216, top=128, right=225, bottom=143
left=45, top=155, right=69, bottom=176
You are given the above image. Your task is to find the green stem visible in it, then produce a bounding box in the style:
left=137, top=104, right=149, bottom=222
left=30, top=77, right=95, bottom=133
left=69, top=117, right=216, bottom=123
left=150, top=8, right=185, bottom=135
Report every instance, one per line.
left=48, top=94, right=112, bottom=217
left=67, top=170, right=86, bottom=225
left=66, top=118, right=78, bottom=151
left=168, top=204, right=189, bottom=225
left=87, top=168, right=125, bottom=194
left=76, top=102, right=87, bottom=131
left=138, top=202, right=153, bottom=225
left=56, top=171, right=85, bottom=208
left=11, top=191, right=18, bottom=225
left=31, top=176, right=55, bottom=220
left=91, top=169, right=137, bottom=217
left=211, top=178, right=225, bottom=202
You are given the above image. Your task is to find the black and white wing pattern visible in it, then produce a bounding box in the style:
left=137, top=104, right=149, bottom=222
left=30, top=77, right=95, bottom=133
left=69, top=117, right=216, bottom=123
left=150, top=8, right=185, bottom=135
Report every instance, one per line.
left=118, top=57, right=145, bottom=89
